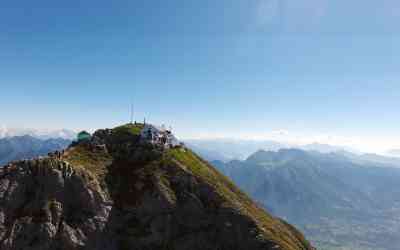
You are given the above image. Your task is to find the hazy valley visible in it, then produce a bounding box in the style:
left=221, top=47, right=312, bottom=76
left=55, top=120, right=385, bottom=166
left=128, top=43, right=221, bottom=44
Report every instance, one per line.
left=209, top=148, right=400, bottom=250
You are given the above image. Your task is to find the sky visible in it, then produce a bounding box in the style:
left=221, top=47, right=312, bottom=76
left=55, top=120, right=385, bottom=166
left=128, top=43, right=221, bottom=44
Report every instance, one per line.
left=1, top=0, right=400, bottom=153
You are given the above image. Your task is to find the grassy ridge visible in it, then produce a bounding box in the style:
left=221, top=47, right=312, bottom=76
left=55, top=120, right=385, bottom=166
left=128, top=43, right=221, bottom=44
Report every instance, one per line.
left=113, top=123, right=144, bottom=136
left=167, top=148, right=313, bottom=250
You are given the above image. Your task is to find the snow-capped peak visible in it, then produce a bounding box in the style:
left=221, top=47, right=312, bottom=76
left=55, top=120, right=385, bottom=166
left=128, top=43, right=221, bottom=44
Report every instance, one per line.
left=0, top=126, right=76, bottom=140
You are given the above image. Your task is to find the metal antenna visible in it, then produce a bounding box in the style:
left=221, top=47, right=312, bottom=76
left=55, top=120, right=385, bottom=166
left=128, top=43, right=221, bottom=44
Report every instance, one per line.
left=130, top=101, right=134, bottom=124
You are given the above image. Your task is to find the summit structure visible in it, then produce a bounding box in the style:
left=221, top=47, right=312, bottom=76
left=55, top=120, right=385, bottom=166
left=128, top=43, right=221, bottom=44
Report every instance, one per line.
left=140, top=123, right=180, bottom=148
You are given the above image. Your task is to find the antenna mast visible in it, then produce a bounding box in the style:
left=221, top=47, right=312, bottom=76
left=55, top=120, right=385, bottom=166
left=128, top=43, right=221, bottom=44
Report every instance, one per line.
left=130, top=101, right=134, bottom=124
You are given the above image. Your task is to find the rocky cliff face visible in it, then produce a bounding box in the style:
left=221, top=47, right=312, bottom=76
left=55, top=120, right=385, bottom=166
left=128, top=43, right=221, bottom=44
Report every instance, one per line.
left=0, top=124, right=314, bottom=250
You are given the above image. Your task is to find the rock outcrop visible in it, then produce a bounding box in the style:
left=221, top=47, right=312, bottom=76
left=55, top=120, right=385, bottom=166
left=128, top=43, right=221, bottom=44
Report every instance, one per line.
left=0, top=124, right=314, bottom=250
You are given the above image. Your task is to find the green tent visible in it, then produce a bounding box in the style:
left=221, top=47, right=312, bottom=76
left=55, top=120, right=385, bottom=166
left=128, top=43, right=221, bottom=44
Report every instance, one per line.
left=77, top=131, right=91, bottom=141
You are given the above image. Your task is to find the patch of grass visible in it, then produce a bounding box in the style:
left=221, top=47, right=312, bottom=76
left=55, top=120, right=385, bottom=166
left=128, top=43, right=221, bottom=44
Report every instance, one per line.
left=113, top=123, right=144, bottom=136
left=167, top=148, right=214, bottom=180
left=167, top=148, right=257, bottom=203
left=47, top=198, right=60, bottom=218
left=62, top=144, right=112, bottom=182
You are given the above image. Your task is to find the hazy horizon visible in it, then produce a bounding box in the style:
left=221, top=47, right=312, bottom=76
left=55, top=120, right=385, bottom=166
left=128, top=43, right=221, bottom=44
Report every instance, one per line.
left=1, top=124, right=399, bottom=155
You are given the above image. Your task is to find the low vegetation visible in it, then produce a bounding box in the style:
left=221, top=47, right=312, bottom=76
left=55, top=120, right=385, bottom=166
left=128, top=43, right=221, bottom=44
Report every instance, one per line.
left=113, top=123, right=144, bottom=136
left=62, top=144, right=112, bottom=183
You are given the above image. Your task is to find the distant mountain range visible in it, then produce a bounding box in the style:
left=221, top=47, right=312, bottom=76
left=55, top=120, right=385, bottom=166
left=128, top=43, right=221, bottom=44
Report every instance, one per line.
left=185, top=139, right=288, bottom=162
left=0, top=127, right=76, bottom=140
left=386, top=149, right=400, bottom=157
left=186, top=139, right=359, bottom=162
left=0, top=135, right=71, bottom=166
left=336, top=150, right=400, bottom=168
left=301, top=142, right=359, bottom=154
left=212, top=149, right=400, bottom=250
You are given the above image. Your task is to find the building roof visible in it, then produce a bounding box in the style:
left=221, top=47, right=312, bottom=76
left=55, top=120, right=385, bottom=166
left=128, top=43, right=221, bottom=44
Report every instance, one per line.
left=78, top=131, right=91, bottom=135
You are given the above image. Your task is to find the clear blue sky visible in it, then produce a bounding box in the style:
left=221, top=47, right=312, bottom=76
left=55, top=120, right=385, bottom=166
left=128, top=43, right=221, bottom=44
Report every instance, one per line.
left=1, top=0, right=400, bottom=151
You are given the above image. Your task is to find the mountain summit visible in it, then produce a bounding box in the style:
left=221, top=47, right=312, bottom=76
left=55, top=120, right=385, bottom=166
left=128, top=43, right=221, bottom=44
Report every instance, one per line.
left=0, top=123, right=313, bottom=250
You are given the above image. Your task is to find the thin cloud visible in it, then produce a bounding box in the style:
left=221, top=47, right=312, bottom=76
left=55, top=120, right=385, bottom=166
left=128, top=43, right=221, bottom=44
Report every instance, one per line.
left=254, top=0, right=400, bottom=33
left=255, top=0, right=328, bottom=32
left=256, top=0, right=281, bottom=27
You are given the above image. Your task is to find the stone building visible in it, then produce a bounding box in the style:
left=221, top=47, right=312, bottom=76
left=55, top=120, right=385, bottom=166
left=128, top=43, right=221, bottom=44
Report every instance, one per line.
left=140, top=124, right=180, bottom=148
